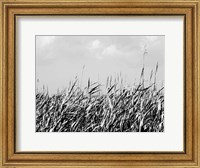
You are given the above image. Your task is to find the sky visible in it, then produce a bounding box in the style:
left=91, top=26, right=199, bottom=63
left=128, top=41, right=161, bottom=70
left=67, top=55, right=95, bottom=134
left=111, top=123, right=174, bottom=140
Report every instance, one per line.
left=36, top=36, right=164, bottom=94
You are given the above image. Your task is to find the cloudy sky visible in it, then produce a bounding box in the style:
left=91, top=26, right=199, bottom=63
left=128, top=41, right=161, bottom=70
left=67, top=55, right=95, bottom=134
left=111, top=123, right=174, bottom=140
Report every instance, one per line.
left=36, top=36, right=164, bottom=94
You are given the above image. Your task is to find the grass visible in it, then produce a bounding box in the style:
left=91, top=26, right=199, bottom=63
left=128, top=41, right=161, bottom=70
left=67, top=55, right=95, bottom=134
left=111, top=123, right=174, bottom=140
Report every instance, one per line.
left=36, top=66, right=164, bottom=132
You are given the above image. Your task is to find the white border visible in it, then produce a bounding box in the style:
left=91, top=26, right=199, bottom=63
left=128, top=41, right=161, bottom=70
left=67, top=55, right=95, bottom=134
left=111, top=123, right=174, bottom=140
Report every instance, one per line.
left=16, top=16, right=184, bottom=152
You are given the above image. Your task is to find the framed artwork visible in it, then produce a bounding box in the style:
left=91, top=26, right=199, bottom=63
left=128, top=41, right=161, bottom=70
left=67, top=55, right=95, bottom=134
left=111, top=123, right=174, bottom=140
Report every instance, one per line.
left=0, top=0, right=199, bottom=167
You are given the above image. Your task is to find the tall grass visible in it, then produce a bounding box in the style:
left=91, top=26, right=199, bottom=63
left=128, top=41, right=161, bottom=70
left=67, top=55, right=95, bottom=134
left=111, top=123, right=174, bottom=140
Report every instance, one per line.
left=36, top=65, right=164, bottom=132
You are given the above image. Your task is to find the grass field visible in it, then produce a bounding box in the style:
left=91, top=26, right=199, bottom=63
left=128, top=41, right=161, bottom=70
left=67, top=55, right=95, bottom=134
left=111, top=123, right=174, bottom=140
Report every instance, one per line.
left=36, top=66, right=164, bottom=132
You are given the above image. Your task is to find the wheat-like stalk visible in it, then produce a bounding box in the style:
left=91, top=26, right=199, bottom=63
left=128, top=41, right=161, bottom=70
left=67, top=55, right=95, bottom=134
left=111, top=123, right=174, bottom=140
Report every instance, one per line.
left=36, top=65, right=164, bottom=132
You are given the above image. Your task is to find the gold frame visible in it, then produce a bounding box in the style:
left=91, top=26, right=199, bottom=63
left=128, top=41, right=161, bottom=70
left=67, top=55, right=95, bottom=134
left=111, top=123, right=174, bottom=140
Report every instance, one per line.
left=0, top=0, right=199, bottom=167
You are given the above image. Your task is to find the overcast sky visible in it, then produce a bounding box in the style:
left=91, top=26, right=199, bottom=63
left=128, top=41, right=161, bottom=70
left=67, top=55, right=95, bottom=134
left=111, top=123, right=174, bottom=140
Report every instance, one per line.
left=36, top=36, right=164, bottom=94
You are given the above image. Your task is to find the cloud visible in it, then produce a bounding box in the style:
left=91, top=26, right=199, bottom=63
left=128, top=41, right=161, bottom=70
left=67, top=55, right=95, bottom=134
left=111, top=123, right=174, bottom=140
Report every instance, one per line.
left=88, top=40, right=119, bottom=60
left=90, top=40, right=101, bottom=49
left=36, top=36, right=56, bottom=48
left=36, top=36, right=57, bottom=62
left=93, top=44, right=119, bottom=60
left=102, top=45, right=117, bottom=56
left=145, top=36, right=158, bottom=42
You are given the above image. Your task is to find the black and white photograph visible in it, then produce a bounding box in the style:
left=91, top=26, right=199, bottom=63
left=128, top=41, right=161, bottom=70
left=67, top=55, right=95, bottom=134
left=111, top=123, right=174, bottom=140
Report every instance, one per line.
left=36, top=35, right=164, bottom=132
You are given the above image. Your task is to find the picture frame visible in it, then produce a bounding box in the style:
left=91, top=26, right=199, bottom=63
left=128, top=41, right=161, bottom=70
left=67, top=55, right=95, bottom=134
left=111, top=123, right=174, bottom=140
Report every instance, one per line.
left=0, top=0, right=199, bottom=167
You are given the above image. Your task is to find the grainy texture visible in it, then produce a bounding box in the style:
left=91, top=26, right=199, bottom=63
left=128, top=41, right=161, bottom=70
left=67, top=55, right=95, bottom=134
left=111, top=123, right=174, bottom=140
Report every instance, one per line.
left=0, top=0, right=199, bottom=167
